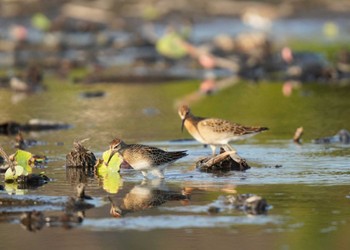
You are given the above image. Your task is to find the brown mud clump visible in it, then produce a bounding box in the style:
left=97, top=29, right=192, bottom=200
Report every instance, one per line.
left=66, top=140, right=96, bottom=169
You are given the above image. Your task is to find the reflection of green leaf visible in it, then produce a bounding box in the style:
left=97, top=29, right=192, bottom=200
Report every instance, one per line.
left=100, top=171, right=123, bottom=194
left=156, top=32, right=188, bottom=59
left=13, top=150, right=33, bottom=173
left=5, top=165, right=28, bottom=181
left=4, top=182, right=26, bottom=195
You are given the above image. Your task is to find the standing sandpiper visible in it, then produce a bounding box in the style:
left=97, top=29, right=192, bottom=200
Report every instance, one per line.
left=106, top=138, right=187, bottom=179
left=178, top=105, right=268, bottom=155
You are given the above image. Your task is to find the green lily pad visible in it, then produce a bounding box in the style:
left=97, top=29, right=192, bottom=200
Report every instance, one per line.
left=12, top=150, right=34, bottom=173
left=31, top=13, right=51, bottom=31
left=95, top=149, right=122, bottom=175
left=156, top=32, right=188, bottom=59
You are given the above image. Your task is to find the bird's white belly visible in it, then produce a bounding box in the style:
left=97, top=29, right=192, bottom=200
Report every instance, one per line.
left=131, top=160, right=152, bottom=170
left=206, top=132, right=258, bottom=145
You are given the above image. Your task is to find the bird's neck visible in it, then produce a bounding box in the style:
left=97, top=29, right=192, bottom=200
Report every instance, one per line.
left=185, top=113, right=202, bottom=126
left=118, top=142, right=130, bottom=155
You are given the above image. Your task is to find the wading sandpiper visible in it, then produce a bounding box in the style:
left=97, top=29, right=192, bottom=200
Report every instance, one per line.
left=178, top=105, right=268, bottom=155
left=106, top=138, right=187, bottom=179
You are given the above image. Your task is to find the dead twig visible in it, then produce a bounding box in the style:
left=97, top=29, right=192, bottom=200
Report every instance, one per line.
left=0, top=145, right=15, bottom=172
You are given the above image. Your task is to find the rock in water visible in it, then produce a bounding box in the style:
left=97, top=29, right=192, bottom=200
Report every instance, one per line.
left=196, top=148, right=250, bottom=173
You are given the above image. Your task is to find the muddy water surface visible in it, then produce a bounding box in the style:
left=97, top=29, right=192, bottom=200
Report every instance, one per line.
left=0, top=79, right=350, bottom=250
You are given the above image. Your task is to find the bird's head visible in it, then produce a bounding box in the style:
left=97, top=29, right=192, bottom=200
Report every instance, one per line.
left=178, top=105, right=191, bottom=132
left=106, top=138, right=123, bottom=165
left=108, top=196, right=123, bottom=218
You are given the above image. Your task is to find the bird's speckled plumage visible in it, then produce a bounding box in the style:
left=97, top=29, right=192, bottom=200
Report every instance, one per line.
left=178, top=105, right=268, bottom=154
left=108, top=138, right=187, bottom=178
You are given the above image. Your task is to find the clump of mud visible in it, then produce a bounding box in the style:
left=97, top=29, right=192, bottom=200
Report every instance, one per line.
left=66, top=140, right=96, bottom=169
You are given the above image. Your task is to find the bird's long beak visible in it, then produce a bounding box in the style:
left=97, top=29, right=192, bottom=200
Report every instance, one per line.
left=181, top=117, right=186, bottom=132
left=181, top=113, right=188, bottom=132
left=106, top=149, right=116, bottom=166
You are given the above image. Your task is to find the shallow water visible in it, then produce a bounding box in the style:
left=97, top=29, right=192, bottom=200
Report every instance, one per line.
left=0, top=79, right=350, bottom=249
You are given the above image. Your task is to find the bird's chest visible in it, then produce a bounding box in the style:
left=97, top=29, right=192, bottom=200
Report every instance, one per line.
left=185, top=120, right=207, bottom=143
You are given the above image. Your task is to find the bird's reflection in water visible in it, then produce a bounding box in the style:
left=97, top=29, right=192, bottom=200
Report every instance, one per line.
left=19, top=183, right=94, bottom=232
left=109, top=179, right=190, bottom=217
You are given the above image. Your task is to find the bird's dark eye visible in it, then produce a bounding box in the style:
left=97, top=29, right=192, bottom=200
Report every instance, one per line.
left=112, top=140, right=121, bottom=149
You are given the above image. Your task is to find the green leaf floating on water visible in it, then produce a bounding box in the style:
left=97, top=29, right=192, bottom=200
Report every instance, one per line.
left=95, top=149, right=122, bottom=175
left=12, top=150, right=34, bottom=173
left=31, top=13, right=51, bottom=31
left=156, top=32, right=188, bottom=59
left=4, top=149, right=42, bottom=181
left=5, top=165, right=28, bottom=182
